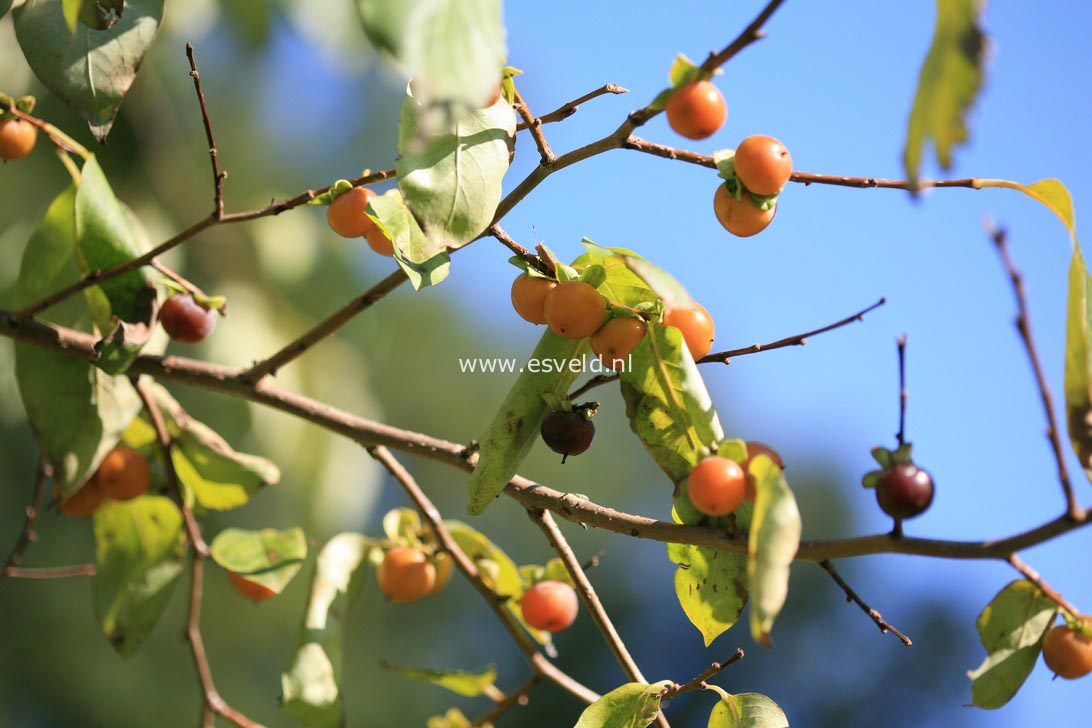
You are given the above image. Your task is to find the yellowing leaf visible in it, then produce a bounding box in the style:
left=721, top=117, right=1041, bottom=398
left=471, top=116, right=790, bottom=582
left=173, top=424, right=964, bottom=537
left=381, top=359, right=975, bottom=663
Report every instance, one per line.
left=974, top=178, right=1077, bottom=243
left=747, top=457, right=801, bottom=648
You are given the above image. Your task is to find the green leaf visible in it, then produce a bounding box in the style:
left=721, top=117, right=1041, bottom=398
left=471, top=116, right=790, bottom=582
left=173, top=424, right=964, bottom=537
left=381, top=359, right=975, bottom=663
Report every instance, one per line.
left=396, top=84, right=516, bottom=251
left=967, top=579, right=1058, bottom=709
left=357, top=0, right=506, bottom=132
left=427, top=709, right=475, bottom=728
left=667, top=537, right=749, bottom=647
left=93, top=495, right=185, bottom=656
left=13, top=186, right=143, bottom=498
left=0, top=0, right=12, bottom=19
left=747, top=457, right=801, bottom=648
left=383, top=507, right=423, bottom=544
left=1065, top=247, right=1092, bottom=476
left=624, top=257, right=695, bottom=311
left=62, top=0, right=81, bottom=31
left=210, top=527, right=307, bottom=595
left=668, top=53, right=702, bottom=88
left=381, top=662, right=497, bottom=698
left=974, top=178, right=1077, bottom=244
left=14, top=0, right=164, bottom=141
left=574, top=240, right=657, bottom=308
left=707, top=689, right=789, bottom=728
left=76, top=157, right=157, bottom=374
left=282, top=533, right=375, bottom=727
left=574, top=681, right=673, bottom=728
left=466, top=330, right=588, bottom=514
left=446, top=520, right=554, bottom=649
left=366, top=188, right=451, bottom=290
left=903, top=0, right=987, bottom=186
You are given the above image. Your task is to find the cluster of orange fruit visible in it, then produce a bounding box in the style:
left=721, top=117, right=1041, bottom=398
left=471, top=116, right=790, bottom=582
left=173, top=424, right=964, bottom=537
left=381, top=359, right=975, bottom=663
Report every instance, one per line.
left=56, top=446, right=151, bottom=518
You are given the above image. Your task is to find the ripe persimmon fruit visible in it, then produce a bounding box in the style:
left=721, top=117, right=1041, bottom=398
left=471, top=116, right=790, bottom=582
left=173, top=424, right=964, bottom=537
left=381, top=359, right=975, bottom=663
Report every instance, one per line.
left=327, top=187, right=378, bottom=239
left=713, top=184, right=775, bottom=237
left=663, top=303, right=715, bottom=360
left=511, top=273, right=558, bottom=325
left=1042, top=624, right=1092, bottom=679
left=160, top=295, right=217, bottom=343
left=0, top=119, right=37, bottom=160
left=734, top=135, right=793, bottom=196
left=229, top=571, right=278, bottom=603
left=543, top=281, right=606, bottom=339
left=520, top=580, right=578, bottom=633
left=666, top=81, right=727, bottom=140
left=94, top=446, right=151, bottom=501
left=56, top=481, right=105, bottom=518
left=590, top=317, right=646, bottom=370
left=378, top=547, right=436, bottom=603
left=687, top=456, right=746, bottom=517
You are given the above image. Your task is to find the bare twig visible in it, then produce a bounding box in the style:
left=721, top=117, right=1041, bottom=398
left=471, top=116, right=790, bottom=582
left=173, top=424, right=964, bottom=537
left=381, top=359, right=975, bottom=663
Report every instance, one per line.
left=1, top=564, right=97, bottom=579
left=819, top=560, right=912, bottom=646
left=985, top=220, right=1080, bottom=520
left=699, top=298, right=886, bottom=364
left=512, top=88, right=556, bottom=165
left=661, top=649, right=745, bottom=700
left=491, top=225, right=553, bottom=276
left=240, top=269, right=407, bottom=382
left=368, top=446, right=600, bottom=706
left=185, top=44, right=226, bottom=219
left=2, top=457, right=52, bottom=570
left=6, top=311, right=1092, bottom=564
left=896, top=335, right=908, bottom=447
left=518, top=84, right=629, bottom=130
left=472, top=675, right=541, bottom=727
left=150, top=259, right=214, bottom=303
left=1008, top=554, right=1082, bottom=622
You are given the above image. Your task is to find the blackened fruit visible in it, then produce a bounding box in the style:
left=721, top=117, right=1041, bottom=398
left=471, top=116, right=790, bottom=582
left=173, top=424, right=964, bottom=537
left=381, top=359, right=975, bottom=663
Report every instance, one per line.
left=875, top=462, right=934, bottom=519
left=160, top=295, right=217, bottom=343
left=540, top=410, right=595, bottom=462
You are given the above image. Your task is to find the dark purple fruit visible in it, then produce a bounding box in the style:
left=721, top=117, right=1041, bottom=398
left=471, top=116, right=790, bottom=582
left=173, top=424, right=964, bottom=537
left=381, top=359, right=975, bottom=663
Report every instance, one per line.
left=160, top=295, right=216, bottom=343
left=540, top=411, right=595, bottom=463
left=875, top=463, right=934, bottom=519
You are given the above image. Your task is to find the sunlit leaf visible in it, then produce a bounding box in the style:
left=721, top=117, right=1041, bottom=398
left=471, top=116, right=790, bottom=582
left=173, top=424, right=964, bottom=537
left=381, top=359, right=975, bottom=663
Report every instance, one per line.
left=366, top=188, right=450, bottom=290
left=707, top=688, right=789, bottom=728
left=427, top=708, right=475, bottom=728
left=1065, top=247, right=1092, bottom=478
left=210, top=527, right=307, bottom=595
left=747, top=457, right=801, bottom=648
left=381, top=662, right=497, bottom=698
left=574, top=681, right=672, bottom=728
left=974, top=178, right=1077, bottom=244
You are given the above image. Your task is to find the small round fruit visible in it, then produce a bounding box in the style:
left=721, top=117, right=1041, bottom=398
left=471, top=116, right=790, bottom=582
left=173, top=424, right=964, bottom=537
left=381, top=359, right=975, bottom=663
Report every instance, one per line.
left=326, top=187, right=378, bottom=238
left=94, top=446, right=151, bottom=501
left=511, top=273, right=558, bottom=325
left=543, top=281, right=607, bottom=339
left=378, top=547, right=436, bottom=603
left=430, top=552, right=454, bottom=596
left=687, top=456, right=746, bottom=517
left=743, top=441, right=785, bottom=503
left=714, top=184, right=775, bottom=237
left=733, top=135, right=793, bottom=196
left=56, top=481, right=105, bottom=518
left=540, top=410, right=595, bottom=462
left=364, top=225, right=394, bottom=257
left=1042, top=624, right=1092, bottom=679
left=228, top=571, right=278, bottom=603
left=665, top=81, right=727, bottom=141
left=160, top=295, right=217, bottom=343
left=520, top=580, right=579, bottom=633
left=0, top=119, right=38, bottom=161
left=663, top=304, right=715, bottom=360
left=590, top=317, right=647, bottom=370
left=875, top=463, right=934, bottom=519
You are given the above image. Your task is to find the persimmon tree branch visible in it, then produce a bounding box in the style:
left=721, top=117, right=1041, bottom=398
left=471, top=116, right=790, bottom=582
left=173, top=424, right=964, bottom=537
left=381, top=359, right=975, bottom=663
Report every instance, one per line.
left=819, top=560, right=912, bottom=646
left=1008, top=554, right=1082, bottom=622
left=135, top=379, right=258, bottom=728
left=985, top=220, right=1080, bottom=519
left=512, top=87, right=556, bottom=165
left=517, top=84, right=629, bottom=130
left=660, top=649, right=745, bottom=700
left=185, top=44, right=226, bottom=220
left=1, top=563, right=97, bottom=579
left=367, top=446, right=600, bottom=706
left=896, top=335, right=908, bottom=447
left=5, top=311, right=1091, bottom=566
left=472, top=674, right=540, bottom=726
left=491, top=225, right=553, bottom=276
left=2, top=456, right=51, bottom=571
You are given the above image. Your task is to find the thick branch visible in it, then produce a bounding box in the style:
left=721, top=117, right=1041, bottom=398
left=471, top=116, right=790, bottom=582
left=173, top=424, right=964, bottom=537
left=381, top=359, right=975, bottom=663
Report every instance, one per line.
left=819, top=560, right=912, bottom=646
left=185, top=44, right=226, bottom=219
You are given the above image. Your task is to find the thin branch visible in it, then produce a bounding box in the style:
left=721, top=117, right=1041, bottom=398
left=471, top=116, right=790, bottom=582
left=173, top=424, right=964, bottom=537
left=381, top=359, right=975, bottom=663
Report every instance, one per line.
left=491, top=225, right=553, bottom=276
left=699, top=298, right=886, bottom=364
left=1009, top=554, right=1082, bottom=622
left=819, top=560, right=912, bottom=646
left=472, top=675, right=541, bottom=727
left=660, top=649, right=745, bottom=700
left=518, top=84, right=629, bottom=130
left=6, top=310, right=1092, bottom=564
left=0, top=98, right=90, bottom=159
left=2, top=457, right=52, bottom=570
left=985, top=220, right=1080, bottom=519
left=512, top=87, right=555, bottom=165
left=185, top=44, right=226, bottom=220
left=150, top=259, right=214, bottom=302
left=368, top=446, right=600, bottom=706
left=1, top=564, right=96, bottom=579
left=239, top=269, right=408, bottom=382
left=896, top=335, right=908, bottom=447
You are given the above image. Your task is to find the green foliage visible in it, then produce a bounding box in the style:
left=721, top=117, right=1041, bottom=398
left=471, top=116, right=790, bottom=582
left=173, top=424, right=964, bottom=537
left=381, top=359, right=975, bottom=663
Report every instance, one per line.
left=574, top=681, right=673, bottom=728
left=706, top=686, right=790, bottom=728
left=0, top=0, right=12, bottom=19
left=13, top=0, right=164, bottom=141
left=1065, top=246, right=1092, bottom=476
left=13, top=186, right=143, bottom=497
left=93, top=495, right=185, bottom=657
left=573, top=241, right=657, bottom=308
left=366, top=188, right=451, bottom=289
left=357, top=0, right=507, bottom=133
left=903, top=0, right=987, bottom=185
left=396, top=84, right=516, bottom=252
left=625, top=256, right=695, bottom=311
left=967, top=579, right=1058, bottom=709
left=380, top=662, right=498, bottom=698
left=466, top=330, right=588, bottom=515
left=210, top=527, right=307, bottom=594
left=668, top=53, right=702, bottom=88
left=974, top=178, right=1077, bottom=244
left=427, top=708, right=475, bottom=728
left=519, top=557, right=575, bottom=588
left=282, top=533, right=375, bottom=727
left=747, top=457, right=801, bottom=648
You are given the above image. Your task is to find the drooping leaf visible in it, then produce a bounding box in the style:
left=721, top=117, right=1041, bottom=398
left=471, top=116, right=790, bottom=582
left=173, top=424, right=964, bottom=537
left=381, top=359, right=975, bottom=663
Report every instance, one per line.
left=903, top=0, right=987, bottom=185
left=707, top=689, right=789, bottom=728
left=210, top=527, right=307, bottom=595
left=13, top=186, right=143, bottom=498
left=667, top=536, right=749, bottom=647
left=396, top=84, right=516, bottom=251
left=13, top=0, right=165, bottom=141
left=747, top=457, right=801, bottom=648
left=974, top=178, right=1077, bottom=244
left=356, top=0, right=506, bottom=131
left=427, top=708, right=475, bottom=728
left=1065, top=247, right=1092, bottom=477
left=574, top=681, right=673, bottom=728
left=381, top=662, right=497, bottom=698
left=967, top=579, right=1058, bottom=709
left=282, top=533, right=375, bottom=727
left=366, top=188, right=451, bottom=290
left=93, top=495, right=185, bottom=656
left=466, top=330, right=588, bottom=514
